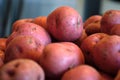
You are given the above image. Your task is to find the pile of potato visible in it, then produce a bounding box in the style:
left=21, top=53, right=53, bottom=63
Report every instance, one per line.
left=0, top=6, right=120, bottom=80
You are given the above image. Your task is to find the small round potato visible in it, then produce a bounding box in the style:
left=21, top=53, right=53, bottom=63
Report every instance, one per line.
left=0, top=59, right=45, bottom=80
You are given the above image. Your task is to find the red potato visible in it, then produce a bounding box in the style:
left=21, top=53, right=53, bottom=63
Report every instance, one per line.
left=39, top=42, right=84, bottom=79
left=83, top=15, right=102, bottom=28
left=12, top=18, right=34, bottom=32
left=33, top=16, right=47, bottom=30
left=0, top=59, right=45, bottom=80
left=101, top=10, right=120, bottom=34
left=5, top=35, right=44, bottom=63
left=80, top=33, right=109, bottom=66
left=92, top=35, right=120, bottom=75
left=61, top=65, right=103, bottom=80
left=85, top=20, right=101, bottom=35
left=110, top=24, right=120, bottom=36
left=6, top=22, right=51, bottom=46
left=47, top=6, right=83, bottom=41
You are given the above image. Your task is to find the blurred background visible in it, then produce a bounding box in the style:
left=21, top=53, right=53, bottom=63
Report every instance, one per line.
left=0, top=0, right=120, bottom=37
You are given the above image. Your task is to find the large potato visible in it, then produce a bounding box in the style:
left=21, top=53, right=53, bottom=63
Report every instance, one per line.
left=6, top=22, right=51, bottom=46
left=5, top=35, right=44, bottom=62
left=92, top=35, right=120, bottom=75
left=61, top=65, right=103, bottom=80
left=80, top=33, right=108, bottom=66
left=101, top=10, right=120, bottom=34
left=47, top=6, right=83, bottom=41
left=39, top=42, right=84, bottom=79
left=0, top=59, right=45, bottom=80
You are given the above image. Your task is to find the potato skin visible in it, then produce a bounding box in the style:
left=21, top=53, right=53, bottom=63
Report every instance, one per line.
left=92, top=35, right=120, bottom=75
left=73, top=29, right=88, bottom=47
left=0, top=59, right=45, bottom=80
left=47, top=6, right=83, bottom=41
left=12, top=18, right=34, bottom=32
left=101, top=10, right=120, bottom=34
left=100, top=72, right=114, bottom=80
left=5, top=35, right=44, bottom=63
left=33, top=16, right=47, bottom=30
left=110, top=24, right=120, bottom=36
left=61, top=65, right=103, bottom=80
left=39, top=42, right=84, bottom=79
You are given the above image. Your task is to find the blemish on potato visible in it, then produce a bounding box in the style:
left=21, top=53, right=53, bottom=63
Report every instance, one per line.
left=28, top=38, right=33, bottom=44
left=118, top=50, right=120, bottom=53
left=55, top=17, right=60, bottom=28
left=94, top=20, right=100, bottom=23
left=34, top=41, right=41, bottom=51
left=65, top=48, right=73, bottom=53
left=77, top=16, right=81, bottom=27
left=14, top=62, right=20, bottom=68
left=6, top=69, right=15, bottom=77
left=85, top=50, right=90, bottom=55
left=16, top=46, right=23, bottom=54
left=32, top=27, right=36, bottom=31
left=102, top=52, right=107, bottom=60
left=37, top=75, right=41, bottom=80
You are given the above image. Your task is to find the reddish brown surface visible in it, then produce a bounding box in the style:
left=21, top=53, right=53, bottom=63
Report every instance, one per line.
left=101, top=10, right=120, bottom=34
left=0, top=38, right=7, bottom=51
left=61, top=65, right=103, bottom=80
left=12, top=18, right=34, bottom=32
left=34, top=16, right=47, bottom=30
